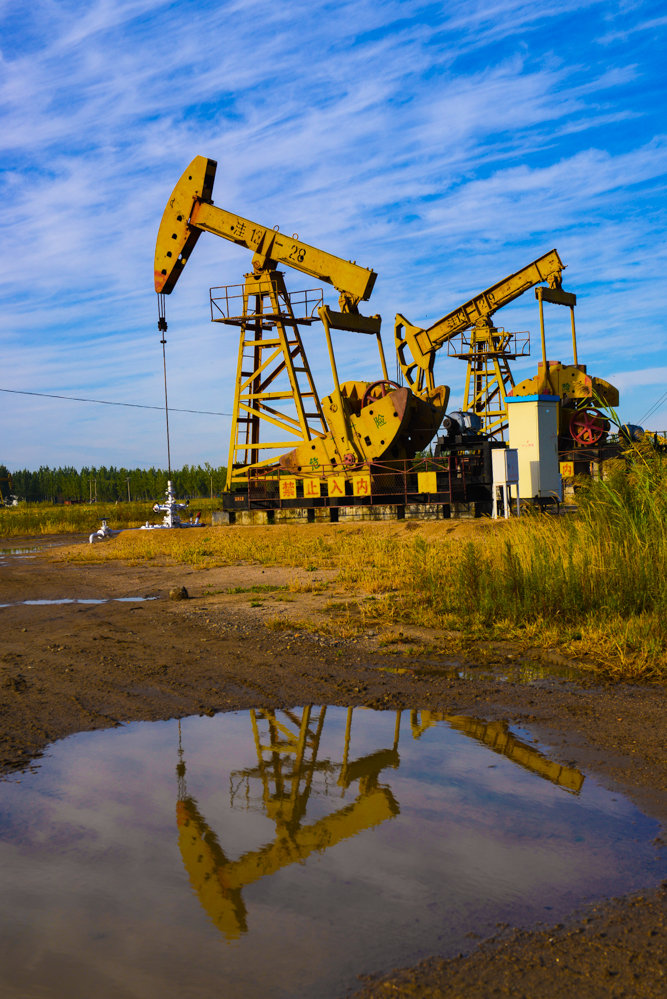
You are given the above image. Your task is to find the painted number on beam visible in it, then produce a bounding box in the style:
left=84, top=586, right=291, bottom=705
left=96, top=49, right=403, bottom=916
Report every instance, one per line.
left=289, top=244, right=306, bottom=263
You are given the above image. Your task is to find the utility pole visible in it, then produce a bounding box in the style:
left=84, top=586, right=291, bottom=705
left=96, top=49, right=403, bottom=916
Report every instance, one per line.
left=126, top=477, right=131, bottom=503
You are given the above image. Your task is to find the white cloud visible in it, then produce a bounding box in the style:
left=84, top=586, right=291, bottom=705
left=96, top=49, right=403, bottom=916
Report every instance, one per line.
left=1, top=0, right=666, bottom=467
left=610, top=366, right=667, bottom=388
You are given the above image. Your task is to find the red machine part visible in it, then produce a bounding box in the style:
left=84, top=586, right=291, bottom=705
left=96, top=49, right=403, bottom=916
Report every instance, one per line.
left=569, top=408, right=609, bottom=446
left=362, top=380, right=400, bottom=408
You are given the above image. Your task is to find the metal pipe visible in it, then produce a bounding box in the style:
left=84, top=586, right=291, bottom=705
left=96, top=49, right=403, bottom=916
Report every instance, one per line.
left=343, top=707, right=353, bottom=768
left=322, top=313, right=342, bottom=402
left=537, top=291, right=548, bottom=373
left=375, top=332, right=389, bottom=381
left=570, top=306, right=578, bottom=366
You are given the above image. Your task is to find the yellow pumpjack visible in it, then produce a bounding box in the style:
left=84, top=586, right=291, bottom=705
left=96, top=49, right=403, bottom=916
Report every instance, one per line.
left=155, top=156, right=449, bottom=492
left=395, top=250, right=619, bottom=443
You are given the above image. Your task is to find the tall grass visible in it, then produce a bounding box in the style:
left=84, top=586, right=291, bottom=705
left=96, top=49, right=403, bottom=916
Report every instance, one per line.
left=354, top=445, right=667, bottom=678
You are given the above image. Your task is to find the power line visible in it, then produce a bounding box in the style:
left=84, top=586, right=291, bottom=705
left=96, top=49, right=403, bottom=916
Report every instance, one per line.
left=638, top=389, right=667, bottom=426
left=0, top=386, right=232, bottom=417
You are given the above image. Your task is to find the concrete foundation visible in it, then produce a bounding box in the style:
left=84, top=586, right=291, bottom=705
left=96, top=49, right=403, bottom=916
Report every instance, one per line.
left=405, top=503, right=447, bottom=520
left=337, top=504, right=400, bottom=522
left=211, top=510, right=232, bottom=526
left=234, top=509, right=271, bottom=526
left=211, top=500, right=483, bottom=526
left=450, top=501, right=484, bottom=519
left=273, top=507, right=311, bottom=524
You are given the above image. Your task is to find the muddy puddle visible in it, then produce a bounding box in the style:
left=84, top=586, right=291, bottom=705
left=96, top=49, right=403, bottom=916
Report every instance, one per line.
left=0, top=596, right=157, bottom=608
left=0, top=707, right=662, bottom=999
left=0, top=540, right=77, bottom=560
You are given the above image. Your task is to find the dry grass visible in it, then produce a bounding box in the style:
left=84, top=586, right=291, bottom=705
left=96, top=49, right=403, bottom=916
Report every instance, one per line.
left=0, top=498, right=220, bottom=537
left=48, top=456, right=667, bottom=682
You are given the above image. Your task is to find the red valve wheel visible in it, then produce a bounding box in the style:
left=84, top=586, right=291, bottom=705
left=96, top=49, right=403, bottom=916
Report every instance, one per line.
left=362, top=380, right=400, bottom=408
left=569, top=408, right=609, bottom=446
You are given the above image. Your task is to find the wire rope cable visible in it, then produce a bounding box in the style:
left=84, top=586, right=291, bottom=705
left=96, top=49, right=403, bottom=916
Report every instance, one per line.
left=157, top=293, right=172, bottom=476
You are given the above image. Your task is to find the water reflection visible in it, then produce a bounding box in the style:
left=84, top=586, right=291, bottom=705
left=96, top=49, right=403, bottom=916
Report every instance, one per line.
left=177, top=708, right=400, bottom=939
left=177, top=707, right=584, bottom=940
left=410, top=711, right=584, bottom=793
left=0, top=707, right=661, bottom=999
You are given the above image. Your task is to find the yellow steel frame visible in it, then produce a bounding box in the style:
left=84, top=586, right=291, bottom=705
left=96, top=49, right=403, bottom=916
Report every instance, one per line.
left=222, top=271, right=328, bottom=490
left=461, top=322, right=517, bottom=440
left=394, top=249, right=566, bottom=438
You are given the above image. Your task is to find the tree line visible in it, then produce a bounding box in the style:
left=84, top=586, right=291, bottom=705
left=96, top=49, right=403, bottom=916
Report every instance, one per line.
left=0, top=464, right=227, bottom=503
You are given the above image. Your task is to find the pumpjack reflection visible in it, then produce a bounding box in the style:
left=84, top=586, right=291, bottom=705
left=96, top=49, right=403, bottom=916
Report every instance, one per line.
left=409, top=711, right=585, bottom=794
left=176, top=707, right=584, bottom=940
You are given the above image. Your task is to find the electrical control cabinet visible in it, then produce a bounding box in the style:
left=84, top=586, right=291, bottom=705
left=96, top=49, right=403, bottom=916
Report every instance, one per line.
left=506, top=395, right=561, bottom=501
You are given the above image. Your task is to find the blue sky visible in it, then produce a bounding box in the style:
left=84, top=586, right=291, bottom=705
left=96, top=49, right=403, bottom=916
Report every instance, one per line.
left=1, top=0, right=666, bottom=470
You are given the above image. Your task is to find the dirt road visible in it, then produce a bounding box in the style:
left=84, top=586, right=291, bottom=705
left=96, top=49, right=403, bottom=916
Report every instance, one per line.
left=1, top=535, right=665, bottom=997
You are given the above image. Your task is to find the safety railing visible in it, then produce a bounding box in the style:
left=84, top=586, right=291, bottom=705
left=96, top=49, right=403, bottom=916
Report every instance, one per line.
left=226, top=446, right=495, bottom=510
left=210, top=283, right=324, bottom=325
left=446, top=327, right=530, bottom=360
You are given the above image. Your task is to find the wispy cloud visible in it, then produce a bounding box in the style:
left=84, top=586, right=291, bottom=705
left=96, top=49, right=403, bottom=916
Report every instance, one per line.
left=1, top=0, right=666, bottom=468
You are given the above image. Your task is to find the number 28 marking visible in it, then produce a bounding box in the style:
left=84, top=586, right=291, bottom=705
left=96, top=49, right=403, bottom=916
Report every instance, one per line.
left=289, top=244, right=306, bottom=263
